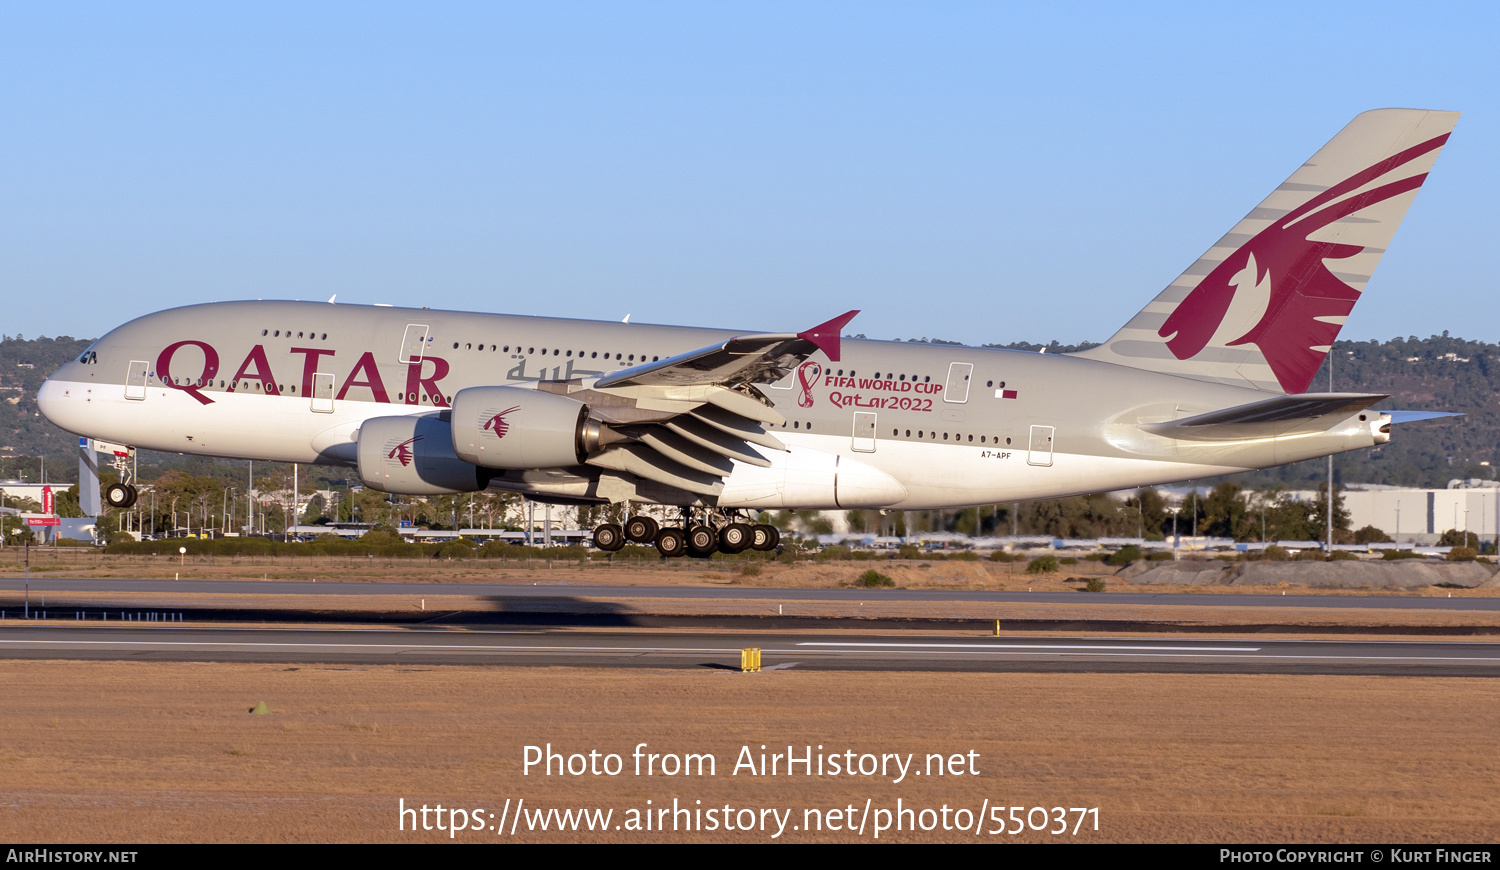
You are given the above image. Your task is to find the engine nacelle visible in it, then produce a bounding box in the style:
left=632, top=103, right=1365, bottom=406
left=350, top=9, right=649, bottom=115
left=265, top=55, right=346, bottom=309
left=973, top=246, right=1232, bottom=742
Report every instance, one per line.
left=450, top=386, right=599, bottom=469
left=356, top=413, right=491, bottom=495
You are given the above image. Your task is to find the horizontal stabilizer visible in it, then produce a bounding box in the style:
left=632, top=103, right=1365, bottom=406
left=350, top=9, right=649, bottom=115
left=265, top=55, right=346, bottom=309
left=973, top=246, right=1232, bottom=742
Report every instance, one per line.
left=1142, top=393, right=1386, bottom=441
left=1386, top=410, right=1463, bottom=424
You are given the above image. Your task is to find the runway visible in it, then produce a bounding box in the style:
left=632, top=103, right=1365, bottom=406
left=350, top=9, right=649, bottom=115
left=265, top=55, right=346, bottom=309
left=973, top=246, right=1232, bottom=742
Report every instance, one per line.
left=3, top=577, right=1498, bottom=611
left=3, top=623, right=1498, bottom=675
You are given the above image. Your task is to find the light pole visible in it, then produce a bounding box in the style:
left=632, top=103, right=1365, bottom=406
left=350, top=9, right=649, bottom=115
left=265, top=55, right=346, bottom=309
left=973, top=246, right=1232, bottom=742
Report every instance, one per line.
left=12, top=528, right=27, bottom=616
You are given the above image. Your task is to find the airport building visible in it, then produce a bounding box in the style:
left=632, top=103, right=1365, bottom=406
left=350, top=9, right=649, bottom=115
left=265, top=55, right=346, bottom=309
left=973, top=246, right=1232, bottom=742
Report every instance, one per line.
left=1341, top=480, right=1500, bottom=545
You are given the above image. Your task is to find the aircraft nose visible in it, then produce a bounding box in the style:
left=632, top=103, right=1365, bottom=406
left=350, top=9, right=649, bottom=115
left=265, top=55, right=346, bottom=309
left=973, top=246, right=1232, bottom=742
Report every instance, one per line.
left=36, top=376, right=85, bottom=435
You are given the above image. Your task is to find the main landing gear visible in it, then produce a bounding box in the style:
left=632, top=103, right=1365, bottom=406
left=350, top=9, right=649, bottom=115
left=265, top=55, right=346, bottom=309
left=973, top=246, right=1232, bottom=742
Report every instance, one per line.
left=591, top=510, right=780, bottom=558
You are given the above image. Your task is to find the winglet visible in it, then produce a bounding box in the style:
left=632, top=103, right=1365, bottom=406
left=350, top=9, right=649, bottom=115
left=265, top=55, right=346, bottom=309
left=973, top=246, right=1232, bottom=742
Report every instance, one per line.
left=798, top=310, right=859, bottom=362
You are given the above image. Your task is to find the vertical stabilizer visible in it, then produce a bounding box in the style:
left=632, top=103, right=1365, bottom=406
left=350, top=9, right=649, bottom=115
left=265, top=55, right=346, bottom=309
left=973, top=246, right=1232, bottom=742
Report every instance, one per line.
left=1075, top=109, right=1459, bottom=394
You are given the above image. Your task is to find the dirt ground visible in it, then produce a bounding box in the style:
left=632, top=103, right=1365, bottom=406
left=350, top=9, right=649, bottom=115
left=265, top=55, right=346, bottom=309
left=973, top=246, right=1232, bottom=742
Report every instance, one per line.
left=1, top=662, right=1496, bottom=843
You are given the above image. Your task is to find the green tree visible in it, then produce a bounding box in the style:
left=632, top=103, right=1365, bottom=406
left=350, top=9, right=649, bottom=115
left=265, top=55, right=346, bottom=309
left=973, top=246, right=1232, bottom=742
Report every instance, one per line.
left=1353, top=524, right=1393, bottom=544
left=1308, top=481, right=1350, bottom=538
left=1201, top=483, right=1250, bottom=540
left=1438, top=528, right=1479, bottom=549
left=1265, top=489, right=1315, bottom=541
left=1124, top=488, right=1168, bottom=538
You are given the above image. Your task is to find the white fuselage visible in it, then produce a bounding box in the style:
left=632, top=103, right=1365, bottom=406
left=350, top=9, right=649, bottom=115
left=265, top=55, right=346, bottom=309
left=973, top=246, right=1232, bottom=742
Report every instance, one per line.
left=39, top=301, right=1383, bottom=510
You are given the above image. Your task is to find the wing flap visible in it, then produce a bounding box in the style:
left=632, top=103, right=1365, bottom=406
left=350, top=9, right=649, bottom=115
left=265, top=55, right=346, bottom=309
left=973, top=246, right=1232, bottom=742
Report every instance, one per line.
left=585, top=444, right=726, bottom=497
left=663, top=416, right=772, bottom=466
left=631, top=427, right=738, bottom=477
left=689, top=403, right=788, bottom=450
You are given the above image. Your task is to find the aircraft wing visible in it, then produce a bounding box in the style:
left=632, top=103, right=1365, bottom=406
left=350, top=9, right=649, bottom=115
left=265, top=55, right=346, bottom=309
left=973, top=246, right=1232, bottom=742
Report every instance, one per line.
left=532, top=310, right=857, bottom=501
left=1141, top=393, right=1388, bottom=441
left=593, top=310, right=858, bottom=390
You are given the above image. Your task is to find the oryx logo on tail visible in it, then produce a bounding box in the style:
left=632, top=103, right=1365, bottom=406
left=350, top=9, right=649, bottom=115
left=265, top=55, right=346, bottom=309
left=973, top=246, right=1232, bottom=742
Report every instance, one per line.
left=1076, top=110, right=1459, bottom=395
left=387, top=436, right=421, bottom=467
left=1158, top=132, right=1450, bottom=394
left=483, top=406, right=521, bottom=440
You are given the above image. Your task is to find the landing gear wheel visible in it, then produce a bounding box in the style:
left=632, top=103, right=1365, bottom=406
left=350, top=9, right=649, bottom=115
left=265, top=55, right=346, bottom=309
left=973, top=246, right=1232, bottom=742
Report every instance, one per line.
left=654, top=527, right=686, bottom=558
left=751, top=524, right=780, bottom=551
left=685, top=525, right=717, bottom=558
left=122, top=484, right=138, bottom=509
left=592, top=523, right=625, bottom=552
left=719, top=523, right=753, bottom=554
left=105, top=483, right=133, bottom=509
left=624, top=515, right=659, bottom=543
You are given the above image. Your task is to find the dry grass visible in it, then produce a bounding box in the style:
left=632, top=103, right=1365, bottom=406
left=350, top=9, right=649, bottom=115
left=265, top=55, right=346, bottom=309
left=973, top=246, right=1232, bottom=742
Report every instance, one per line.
left=10, top=548, right=1500, bottom=597
left=1, top=661, right=1496, bottom=843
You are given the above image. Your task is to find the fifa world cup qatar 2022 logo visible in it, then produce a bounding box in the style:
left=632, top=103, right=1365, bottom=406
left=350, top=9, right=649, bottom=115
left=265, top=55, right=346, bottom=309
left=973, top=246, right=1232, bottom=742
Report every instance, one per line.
left=796, top=362, right=822, bottom=408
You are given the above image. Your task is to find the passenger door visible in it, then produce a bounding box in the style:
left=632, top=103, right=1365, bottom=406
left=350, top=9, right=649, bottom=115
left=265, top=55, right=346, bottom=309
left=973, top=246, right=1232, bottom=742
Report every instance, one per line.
left=310, top=372, right=335, bottom=413
left=851, top=412, right=877, bottom=453
left=943, top=362, right=973, bottom=404
left=399, top=324, right=430, bottom=364
left=1027, top=425, right=1054, bottom=467
left=125, top=360, right=149, bottom=400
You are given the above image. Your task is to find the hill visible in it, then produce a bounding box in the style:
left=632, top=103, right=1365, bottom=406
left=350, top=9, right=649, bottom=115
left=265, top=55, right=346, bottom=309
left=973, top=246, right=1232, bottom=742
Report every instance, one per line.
left=0, top=332, right=1493, bottom=491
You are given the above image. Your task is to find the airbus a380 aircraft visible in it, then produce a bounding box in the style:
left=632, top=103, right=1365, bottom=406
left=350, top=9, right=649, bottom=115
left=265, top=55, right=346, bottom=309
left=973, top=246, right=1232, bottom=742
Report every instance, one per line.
left=39, top=109, right=1458, bottom=557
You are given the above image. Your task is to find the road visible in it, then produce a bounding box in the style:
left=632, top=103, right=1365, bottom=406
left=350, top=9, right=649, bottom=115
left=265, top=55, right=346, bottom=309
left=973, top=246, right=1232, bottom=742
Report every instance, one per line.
left=2, top=577, right=1498, bottom=611
left=3, top=623, right=1498, bottom=675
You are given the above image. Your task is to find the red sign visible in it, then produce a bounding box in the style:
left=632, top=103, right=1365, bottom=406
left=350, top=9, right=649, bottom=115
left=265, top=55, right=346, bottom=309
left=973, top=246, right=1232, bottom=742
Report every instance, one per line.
left=27, top=517, right=60, bottom=527
left=42, top=486, right=53, bottom=515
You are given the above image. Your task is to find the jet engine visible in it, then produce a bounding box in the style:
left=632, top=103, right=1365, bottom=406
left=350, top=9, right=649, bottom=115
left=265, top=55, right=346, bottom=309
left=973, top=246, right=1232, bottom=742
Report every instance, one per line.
left=356, top=413, right=492, bottom=495
left=449, top=386, right=601, bottom=469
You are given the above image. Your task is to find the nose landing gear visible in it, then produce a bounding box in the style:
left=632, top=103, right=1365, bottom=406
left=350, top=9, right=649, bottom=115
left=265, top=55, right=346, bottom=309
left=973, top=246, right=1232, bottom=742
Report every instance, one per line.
left=104, top=482, right=138, bottom=509
left=99, top=442, right=140, bottom=509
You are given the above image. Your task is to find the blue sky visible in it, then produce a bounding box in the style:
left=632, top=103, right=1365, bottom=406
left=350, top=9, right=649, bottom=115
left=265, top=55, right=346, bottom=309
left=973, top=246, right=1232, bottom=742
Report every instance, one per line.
left=3, top=2, right=1496, bottom=345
